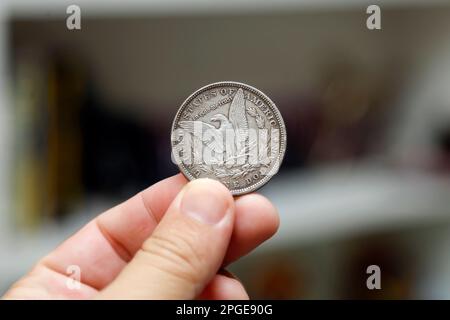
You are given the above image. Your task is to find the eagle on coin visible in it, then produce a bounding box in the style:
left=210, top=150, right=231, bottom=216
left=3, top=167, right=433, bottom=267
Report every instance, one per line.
left=178, top=88, right=249, bottom=167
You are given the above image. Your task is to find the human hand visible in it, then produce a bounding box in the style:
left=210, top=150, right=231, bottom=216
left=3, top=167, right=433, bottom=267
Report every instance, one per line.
left=3, top=174, right=279, bottom=299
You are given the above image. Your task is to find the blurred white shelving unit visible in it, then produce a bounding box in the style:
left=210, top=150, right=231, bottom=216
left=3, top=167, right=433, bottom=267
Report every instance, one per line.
left=262, top=165, right=450, bottom=249
left=4, top=0, right=450, bottom=18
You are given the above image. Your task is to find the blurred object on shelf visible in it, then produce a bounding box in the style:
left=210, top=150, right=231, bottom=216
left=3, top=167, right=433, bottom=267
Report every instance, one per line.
left=434, top=125, right=450, bottom=172
left=308, top=61, right=393, bottom=164
left=13, top=51, right=87, bottom=228
left=12, top=49, right=178, bottom=229
left=252, top=255, right=303, bottom=299
left=13, top=49, right=49, bottom=229
left=46, top=53, right=85, bottom=220
left=341, top=236, right=414, bottom=299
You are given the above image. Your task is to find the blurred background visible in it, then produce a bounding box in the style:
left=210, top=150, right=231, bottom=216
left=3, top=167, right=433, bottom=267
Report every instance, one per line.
left=1, top=0, right=450, bottom=299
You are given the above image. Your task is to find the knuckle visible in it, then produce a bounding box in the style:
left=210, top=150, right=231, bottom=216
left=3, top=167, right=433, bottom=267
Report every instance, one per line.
left=139, top=228, right=204, bottom=285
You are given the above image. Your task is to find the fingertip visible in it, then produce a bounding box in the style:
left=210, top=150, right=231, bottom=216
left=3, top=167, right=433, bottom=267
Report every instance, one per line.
left=185, top=178, right=234, bottom=208
left=179, top=178, right=233, bottom=225
left=235, top=193, right=280, bottom=238
left=218, top=276, right=249, bottom=300
left=186, top=177, right=230, bottom=193
left=199, top=274, right=249, bottom=300
left=175, top=172, right=189, bottom=184
left=221, top=193, right=279, bottom=265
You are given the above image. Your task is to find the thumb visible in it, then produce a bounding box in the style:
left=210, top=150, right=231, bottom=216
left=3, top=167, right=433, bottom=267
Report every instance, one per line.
left=98, top=178, right=235, bottom=299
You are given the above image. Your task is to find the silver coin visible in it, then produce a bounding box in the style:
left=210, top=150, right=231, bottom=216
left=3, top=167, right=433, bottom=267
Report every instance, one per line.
left=171, top=81, right=286, bottom=195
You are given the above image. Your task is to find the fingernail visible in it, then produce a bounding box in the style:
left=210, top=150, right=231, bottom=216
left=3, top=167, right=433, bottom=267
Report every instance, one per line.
left=180, top=180, right=230, bottom=225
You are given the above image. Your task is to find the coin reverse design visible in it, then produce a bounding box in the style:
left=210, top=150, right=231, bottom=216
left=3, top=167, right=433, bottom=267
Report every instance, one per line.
left=171, top=81, right=286, bottom=195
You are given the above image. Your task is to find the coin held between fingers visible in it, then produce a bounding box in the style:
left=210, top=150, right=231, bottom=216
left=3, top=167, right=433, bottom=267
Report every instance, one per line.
left=171, top=81, right=286, bottom=195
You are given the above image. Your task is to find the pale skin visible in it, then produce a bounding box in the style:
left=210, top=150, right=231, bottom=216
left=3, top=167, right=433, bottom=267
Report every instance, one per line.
left=3, top=174, right=279, bottom=299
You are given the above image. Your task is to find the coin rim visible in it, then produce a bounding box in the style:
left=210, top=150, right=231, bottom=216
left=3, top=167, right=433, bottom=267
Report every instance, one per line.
left=171, top=81, right=287, bottom=195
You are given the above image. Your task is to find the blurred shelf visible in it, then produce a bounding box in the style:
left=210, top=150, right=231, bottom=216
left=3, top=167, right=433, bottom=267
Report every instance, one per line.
left=3, top=0, right=450, bottom=18
left=2, top=164, right=450, bottom=292
left=261, top=164, right=450, bottom=250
